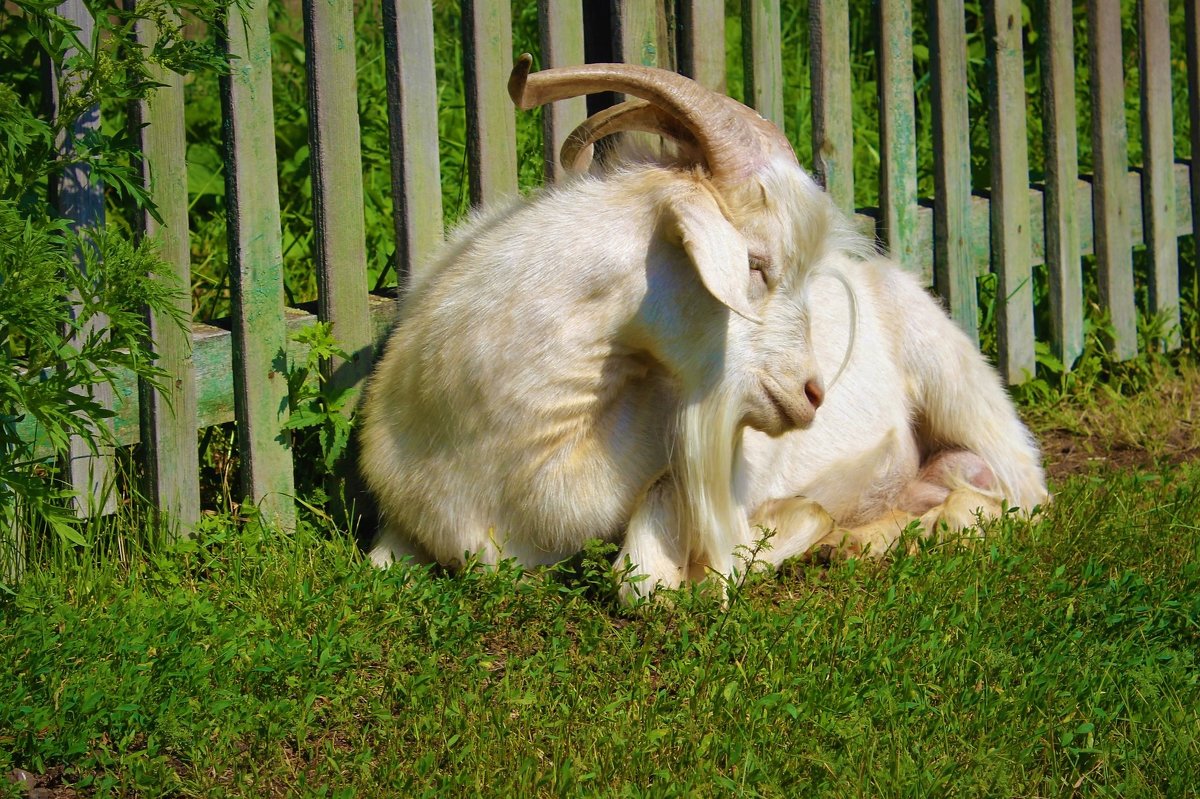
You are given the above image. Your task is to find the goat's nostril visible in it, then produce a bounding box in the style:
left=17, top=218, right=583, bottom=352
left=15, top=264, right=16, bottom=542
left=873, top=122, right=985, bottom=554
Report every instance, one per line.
left=804, top=379, right=825, bottom=410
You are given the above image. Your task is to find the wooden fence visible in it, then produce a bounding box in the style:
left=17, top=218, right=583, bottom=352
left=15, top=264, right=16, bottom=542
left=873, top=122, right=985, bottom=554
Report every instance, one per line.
left=17, top=0, right=1200, bottom=537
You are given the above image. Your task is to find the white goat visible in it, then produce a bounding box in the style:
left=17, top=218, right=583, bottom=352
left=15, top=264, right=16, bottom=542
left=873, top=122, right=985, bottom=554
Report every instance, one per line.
left=358, top=56, right=1047, bottom=600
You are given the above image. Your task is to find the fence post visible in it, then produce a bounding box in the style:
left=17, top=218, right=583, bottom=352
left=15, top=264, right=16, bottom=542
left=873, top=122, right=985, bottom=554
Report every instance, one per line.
left=614, top=0, right=667, bottom=68
left=1189, top=0, right=1200, bottom=297
left=303, top=0, right=374, bottom=396
left=678, top=0, right=726, bottom=93
left=1040, top=0, right=1084, bottom=371
left=538, top=0, right=588, bottom=183
left=382, top=0, right=444, bottom=291
left=1138, top=0, right=1180, bottom=350
left=742, top=0, right=784, bottom=131
left=810, top=0, right=855, bottom=214
left=131, top=3, right=201, bottom=536
left=463, top=0, right=518, bottom=206
left=984, top=0, right=1035, bottom=383
left=613, top=0, right=670, bottom=153
left=877, top=0, right=920, bottom=271
left=48, top=0, right=117, bottom=519
left=221, top=0, right=297, bottom=530
left=929, top=0, right=977, bottom=340
left=1086, top=0, right=1138, bottom=361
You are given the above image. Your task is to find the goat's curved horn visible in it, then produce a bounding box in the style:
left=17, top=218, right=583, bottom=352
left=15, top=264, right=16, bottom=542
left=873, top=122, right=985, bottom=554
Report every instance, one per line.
left=509, top=53, right=795, bottom=187
left=559, top=100, right=701, bottom=172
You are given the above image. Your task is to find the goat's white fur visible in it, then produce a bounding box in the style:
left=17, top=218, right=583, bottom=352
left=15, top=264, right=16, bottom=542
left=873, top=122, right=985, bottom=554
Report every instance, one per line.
left=359, top=146, right=1047, bottom=600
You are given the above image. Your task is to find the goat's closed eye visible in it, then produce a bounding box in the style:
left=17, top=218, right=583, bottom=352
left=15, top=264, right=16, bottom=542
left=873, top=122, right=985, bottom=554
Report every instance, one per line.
left=749, top=255, right=773, bottom=301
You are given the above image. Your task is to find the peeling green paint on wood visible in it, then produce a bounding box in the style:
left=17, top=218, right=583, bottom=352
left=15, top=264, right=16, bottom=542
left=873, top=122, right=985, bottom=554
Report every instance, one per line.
left=221, top=0, right=297, bottom=529
left=538, top=0, right=587, bottom=182
left=1040, top=0, right=1085, bottom=371
left=985, top=0, right=1036, bottom=383
left=742, top=0, right=784, bottom=131
left=1139, top=0, right=1180, bottom=350
left=810, top=0, right=854, bottom=214
left=51, top=0, right=117, bottom=518
left=382, top=0, right=444, bottom=289
left=877, top=0, right=920, bottom=270
left=133, top=6, right=201, bottom=536
left=303, top=0, right=374, bottom=398
left=930, top=0, right=978, bottom=341
left=464, top=0, right=518, bottom=206
left=1087, top=0, right=1138, bottom=361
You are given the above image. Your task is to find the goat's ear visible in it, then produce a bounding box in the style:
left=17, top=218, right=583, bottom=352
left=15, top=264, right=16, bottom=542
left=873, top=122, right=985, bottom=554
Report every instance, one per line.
left=663, top=191, right=762, bottom=323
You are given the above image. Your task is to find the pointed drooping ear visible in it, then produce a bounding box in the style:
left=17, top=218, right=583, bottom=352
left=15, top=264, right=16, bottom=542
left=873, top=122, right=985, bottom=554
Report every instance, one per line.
left=661, top=189, right=761, bottom=323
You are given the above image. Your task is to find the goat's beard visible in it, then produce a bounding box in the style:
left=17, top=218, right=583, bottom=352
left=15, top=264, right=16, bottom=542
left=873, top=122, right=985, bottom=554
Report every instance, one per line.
left=673, top=383, right=751, bottom=584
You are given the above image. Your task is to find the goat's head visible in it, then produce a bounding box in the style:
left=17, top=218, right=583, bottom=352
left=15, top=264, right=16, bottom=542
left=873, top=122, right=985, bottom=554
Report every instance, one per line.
left=510, top=55, right=854, bottom=438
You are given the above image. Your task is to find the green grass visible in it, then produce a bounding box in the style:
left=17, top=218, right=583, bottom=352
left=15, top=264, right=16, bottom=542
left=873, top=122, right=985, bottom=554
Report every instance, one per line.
left=2, top=455, right=1198, bottom=796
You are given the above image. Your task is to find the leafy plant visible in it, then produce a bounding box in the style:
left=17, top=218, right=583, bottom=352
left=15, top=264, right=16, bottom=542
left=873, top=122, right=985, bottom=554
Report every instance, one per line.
left=0, top=0, right=225, bottom=575
left=283, top=322, right=355, bottom=501
left=283, top=323, right=352, bottom=470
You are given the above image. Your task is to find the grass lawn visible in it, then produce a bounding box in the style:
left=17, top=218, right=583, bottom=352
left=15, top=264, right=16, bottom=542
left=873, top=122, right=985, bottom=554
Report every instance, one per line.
left=2, top=372, right=1199, bottom=797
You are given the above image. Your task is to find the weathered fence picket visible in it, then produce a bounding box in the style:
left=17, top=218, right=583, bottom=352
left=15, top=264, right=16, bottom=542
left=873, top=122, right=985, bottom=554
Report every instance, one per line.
left=614, top=0, right=663, bottom=69
left=464, top=0, right=518, bottom=206
left=1190, top=0, right=1200, bottom=290
left=677, top=0, right=726, bottom=92
left=809, top=0, right=853, bottom=214
left=1139, top=0, right=1180, bottom=351
left=381, top=0, right=443, bottom=290
left=612, top=0, right=667, bottom=153
left=1087, top=0, right=1138, bottom=361
left=929, top=0, right=976, bottom=338
left=538, top=0, right=587, bottom=182
left=303, top=0, right=375, bottom=395
left=877, top=0, right=920, bottom=270
left=50, top=0, right=117, bottom=518
left=984, top=0, right=1035, bottom=383
left=220, top=0, right=296, bottom=530
left=1040, top=0, right=1084, bottom=371
left=743, top=0, right=785, bottom=130
left=15, top=0, right=1200, bottom=538
left=132, top=5, right=201, bottom=535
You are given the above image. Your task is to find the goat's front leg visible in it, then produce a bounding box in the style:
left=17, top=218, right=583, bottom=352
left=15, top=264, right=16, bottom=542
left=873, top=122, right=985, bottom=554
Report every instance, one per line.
left=748, top=496, right=839, bottom=568
left=615, top=478, right=690, bottom=604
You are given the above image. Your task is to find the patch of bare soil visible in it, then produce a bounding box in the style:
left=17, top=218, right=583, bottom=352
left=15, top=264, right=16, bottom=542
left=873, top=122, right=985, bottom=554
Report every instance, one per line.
left=1030, top=365, right=1200, bottom=485
left=6, top=767, right=75, bottom=799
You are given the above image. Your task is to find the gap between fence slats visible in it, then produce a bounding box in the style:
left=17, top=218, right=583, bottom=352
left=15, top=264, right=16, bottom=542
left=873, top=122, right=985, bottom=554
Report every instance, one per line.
left=678, top=0, right=727, bottom=92
left=877, top=0, right=920, bottom=270
left=930, top=0, right=978, bottom=341
left=1087, top=0, right=1138, bottom=361
left=303, top=0, right=374, bottom=397
left=1139, top=0, right=1180, bottom=350
left=538, top=0, right=587, bottom=183
left=809, top=0, right=854, bottom=214
left=221, top=0, right=296, bottom=530
left=382, top=0, right=444, bottom=292
left=985, top=0, right=1035, bottom=383
left=49, top=0, right=117, bottom=518
left=1039, top=0, right=1084, bottom=371
left=132, top=5, right=200, bottom=536
left=463, top=0, right=517, bottom=206
left=742, top=0, right=784, bottom=131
